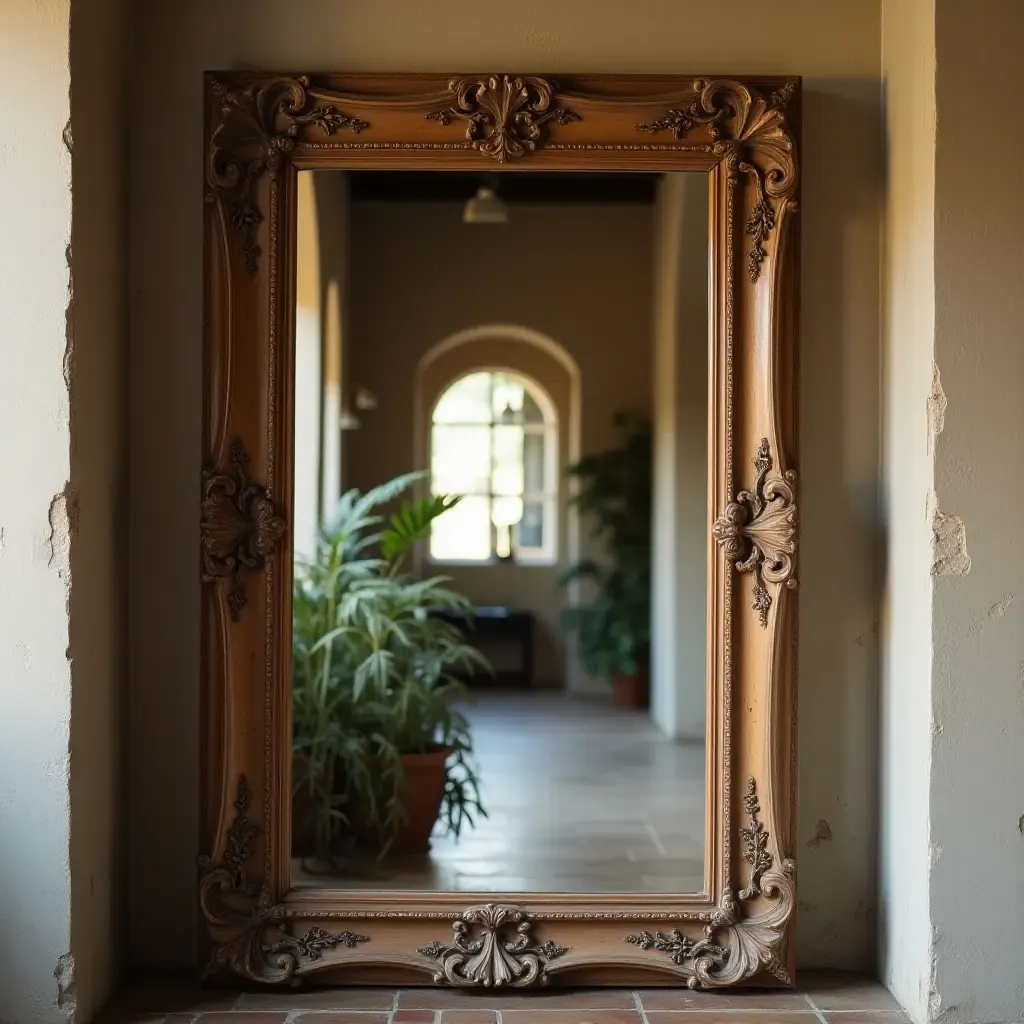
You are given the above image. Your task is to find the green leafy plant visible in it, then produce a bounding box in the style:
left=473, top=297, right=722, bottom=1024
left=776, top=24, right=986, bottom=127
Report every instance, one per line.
left=558, top=414, right=653, bottom=679
left=292, top=472, right=489, bottom=858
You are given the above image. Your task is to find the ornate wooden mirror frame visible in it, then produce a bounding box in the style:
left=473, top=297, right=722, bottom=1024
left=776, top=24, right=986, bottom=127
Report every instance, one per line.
left=201, top=72, right=800, bottom=990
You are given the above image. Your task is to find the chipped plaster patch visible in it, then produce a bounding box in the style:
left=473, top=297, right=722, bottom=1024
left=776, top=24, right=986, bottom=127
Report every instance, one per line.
left=806, top=818, right=834, bottom=849
left=46, top=484, right=79, bottom=583
left=931, top=509, right=971, bottom=576
left=927, top=362, right=947, bottom=453
left=54, top=951, right=75, bottom=1013
left=988, top=595, right=1014, bottom=618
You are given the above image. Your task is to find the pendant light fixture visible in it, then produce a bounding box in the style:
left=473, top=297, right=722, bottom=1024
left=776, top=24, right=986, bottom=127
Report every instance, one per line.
left=463, top=176, right=507, bottom=224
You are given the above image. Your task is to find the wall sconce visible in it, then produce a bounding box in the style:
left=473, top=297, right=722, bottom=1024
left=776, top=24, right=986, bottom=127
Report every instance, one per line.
left=340, top=384, right=378, bottom=431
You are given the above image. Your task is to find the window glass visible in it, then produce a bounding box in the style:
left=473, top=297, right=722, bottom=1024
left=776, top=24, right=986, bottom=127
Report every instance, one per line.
left=429, top=370, right=557, bottom=562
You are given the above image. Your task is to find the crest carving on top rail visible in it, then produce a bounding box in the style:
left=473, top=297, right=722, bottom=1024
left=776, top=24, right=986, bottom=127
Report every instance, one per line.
left=637, top=78, right=798, bottom=282
left=624, top=778, right=795, bottom=987
left=712, top=438, right=798, bottom=627
left=206, top=75, right=368, bottom=273
left=201, top=438, right=286, bottom=620
left=426, top=75, right=580, bottom=162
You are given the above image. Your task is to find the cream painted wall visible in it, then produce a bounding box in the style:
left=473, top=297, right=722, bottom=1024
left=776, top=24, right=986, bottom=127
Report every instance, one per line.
left=879, top=1, right=936, bottom=1018
left=927, top=3, right=1024, bottom=1020
left=650, top=173, right=709, bottom=742
left=344, top=199, right=654, bottom=690
left=1, top=0, right=128, bottom=1020
left=68, top=0, right=132, bottom=1016
left=294, top=172, right=324, bottom=563
left=0, top=3, right=74, bottom=1015
left=128, top=0, right=882, bottom=968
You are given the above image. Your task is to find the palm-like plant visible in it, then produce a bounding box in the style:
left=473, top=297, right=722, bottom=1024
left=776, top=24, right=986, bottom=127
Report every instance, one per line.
left=293, top=472, right=489, bottom=858
left=558, top=415, right=653, bottom=680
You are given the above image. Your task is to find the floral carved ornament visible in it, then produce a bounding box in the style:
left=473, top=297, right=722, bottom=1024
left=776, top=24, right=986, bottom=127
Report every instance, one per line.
left=713, top=438, right=797, bottom=627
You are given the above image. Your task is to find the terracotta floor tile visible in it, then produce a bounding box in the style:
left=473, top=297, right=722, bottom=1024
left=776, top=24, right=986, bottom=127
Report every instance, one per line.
left=236, top=988, right=394, bottom=1010
left=196, top=1014, right=288, bottom=1024
left=802, top=972, right=903, bottom=1012
left=398, top=988, right=636, bottom=1010
left=639, top=987, right=813, bottom=1011
left=439, top=1012, right=499, bottom=1024
left=644, top=1015, right=818, bottom=1024
left=394, top=1011, right=439, bottom=1023
left=291, top=1014, right=391, bottom=1024
left=821, top=1014, right=910, bottom=1023
left=500, top=1012, right=642, bottom=1024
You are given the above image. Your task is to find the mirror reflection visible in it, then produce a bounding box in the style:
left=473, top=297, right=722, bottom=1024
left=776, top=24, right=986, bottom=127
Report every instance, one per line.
left=291, top=169, right=709, bottom=893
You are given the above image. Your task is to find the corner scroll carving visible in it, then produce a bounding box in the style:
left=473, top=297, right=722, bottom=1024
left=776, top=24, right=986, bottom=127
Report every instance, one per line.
left=206, top=76, right=368, bottom=273
left=635, top=79, right=798, bottom=282
left=419, top=904, right=568, bottom=987
left=201, top=438, right=286, bottom=621
left=624, top=777, right=794, bottom=987
left=427, top=76, right=580, bottom=162
left=712, top=438, right=797, bottom=627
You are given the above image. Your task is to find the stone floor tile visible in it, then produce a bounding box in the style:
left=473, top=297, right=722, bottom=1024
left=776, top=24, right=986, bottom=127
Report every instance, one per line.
left=236, top=988, right=394, bottom=1010
left=801, top=972, right=903, bottom=1012
left=638, top=987, right=813, bottom=1011
left=394, top=1011, right=439, bottom=1023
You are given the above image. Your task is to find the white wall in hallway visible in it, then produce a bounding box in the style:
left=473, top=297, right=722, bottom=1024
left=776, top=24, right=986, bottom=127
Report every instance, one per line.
left=651, top=173, right=709, bottom=743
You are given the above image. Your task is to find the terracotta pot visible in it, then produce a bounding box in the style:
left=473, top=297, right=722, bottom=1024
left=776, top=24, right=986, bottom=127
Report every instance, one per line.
left=612, top=664, right=649, bottom=709
left=387, top=748, right=452, bottom=856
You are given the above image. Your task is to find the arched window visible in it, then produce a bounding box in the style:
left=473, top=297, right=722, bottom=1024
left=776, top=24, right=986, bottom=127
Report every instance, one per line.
left=429, top=370, right=558, bottom=564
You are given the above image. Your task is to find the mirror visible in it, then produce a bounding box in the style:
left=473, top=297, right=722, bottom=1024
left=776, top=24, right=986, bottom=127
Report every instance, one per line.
left=289, top=169, right=710, bottom=895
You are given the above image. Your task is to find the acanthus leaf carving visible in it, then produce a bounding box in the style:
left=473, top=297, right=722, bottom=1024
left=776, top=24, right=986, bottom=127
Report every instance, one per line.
left=419, top=904, right=568, bottom=987
left=636, top=79, right=797, bottom=282
left=624, top=778, right=794, bottom=988
left=201, top=438, right=286, bottom=621
left=426, top=75, right=580, bottom=162
left=264, top=925, right=370, bottom=963
left=207, top=76, right=368, bottom=274
left=712, top=438, right=797, bottom=627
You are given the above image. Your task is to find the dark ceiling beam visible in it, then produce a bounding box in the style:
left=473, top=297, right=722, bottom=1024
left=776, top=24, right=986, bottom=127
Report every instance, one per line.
left=347, top=171, right=659, bottom=204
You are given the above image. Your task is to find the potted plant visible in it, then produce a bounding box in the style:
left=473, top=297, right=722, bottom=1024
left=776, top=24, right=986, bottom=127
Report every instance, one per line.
left=558, top=414, right=653, bottom=708
left=292, top=471, right=489, bottom=860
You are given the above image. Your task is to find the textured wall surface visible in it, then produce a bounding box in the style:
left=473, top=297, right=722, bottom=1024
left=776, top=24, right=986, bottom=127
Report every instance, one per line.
left=0, top=2, right=75, bottom=1021
left=928, top=2, right=1024, bottom=1020
left=878, top=0, right=936, bottom=1018
left=129, top=0, right=883, bottom=969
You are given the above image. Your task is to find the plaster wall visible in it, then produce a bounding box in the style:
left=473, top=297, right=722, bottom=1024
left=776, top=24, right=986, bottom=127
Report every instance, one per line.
left=926, top=3, right=1024, bottom=1020
left=650, top=173, right=709, bottom=742
left=128, top=0, right=883, bottom=968
left=343, top=199, right=654, bottom=690
left=67, top=0, right=133, bottom=1016
left=0, top=1, right=73, bottom=1020
left=878, top=1, right=936, bottom=1018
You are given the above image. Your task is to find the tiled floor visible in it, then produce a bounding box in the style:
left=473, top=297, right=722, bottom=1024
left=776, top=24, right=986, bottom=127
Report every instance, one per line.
left=97, top=972, right=909, bottom=1023
left=293, top=692, right=706, bottom=893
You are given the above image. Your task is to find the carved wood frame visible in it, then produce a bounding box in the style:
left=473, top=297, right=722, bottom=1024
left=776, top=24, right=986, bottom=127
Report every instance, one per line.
left=201, top=72, right=800, bottom=989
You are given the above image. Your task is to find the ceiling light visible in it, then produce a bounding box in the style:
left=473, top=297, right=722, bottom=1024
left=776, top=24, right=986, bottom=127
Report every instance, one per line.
left=463, top=185, right=507, bottom=224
